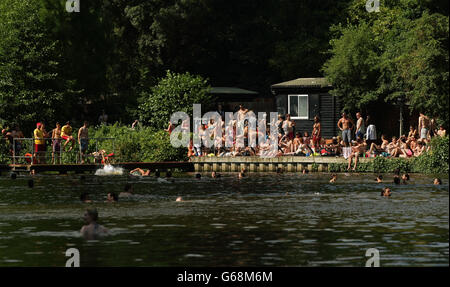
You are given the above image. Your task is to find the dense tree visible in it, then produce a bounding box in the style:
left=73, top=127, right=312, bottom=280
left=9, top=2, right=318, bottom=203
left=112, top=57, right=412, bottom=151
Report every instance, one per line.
left=323, top=0, right=449, bottom=127
left=138, top=71, right=212, bottom=129
left=0, top=0, right=78, bottom=133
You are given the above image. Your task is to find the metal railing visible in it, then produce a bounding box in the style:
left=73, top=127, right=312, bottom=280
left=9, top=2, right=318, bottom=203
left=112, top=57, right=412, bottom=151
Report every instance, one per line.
left=9, top=137, right=116, bottom=165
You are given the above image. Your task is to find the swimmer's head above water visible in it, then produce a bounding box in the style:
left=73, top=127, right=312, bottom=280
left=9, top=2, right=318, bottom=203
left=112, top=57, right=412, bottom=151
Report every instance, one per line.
left=376, top=175, right=383, bottom=183
left=83, top=208, right=98, bottom=224
left=80, top=192, right=92, bottom=203
left=381, top=187, right=392, bottom=197
left=107, top=192, right=118, bottom=202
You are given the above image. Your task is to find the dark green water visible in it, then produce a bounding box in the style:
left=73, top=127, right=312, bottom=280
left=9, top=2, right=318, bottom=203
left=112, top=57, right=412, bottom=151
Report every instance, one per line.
left=0, top=171, right=448, bottom=267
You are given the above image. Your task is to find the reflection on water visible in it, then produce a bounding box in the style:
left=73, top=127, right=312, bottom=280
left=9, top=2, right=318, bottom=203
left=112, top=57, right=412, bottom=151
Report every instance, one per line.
left=0, top=172, right=448, bottom=266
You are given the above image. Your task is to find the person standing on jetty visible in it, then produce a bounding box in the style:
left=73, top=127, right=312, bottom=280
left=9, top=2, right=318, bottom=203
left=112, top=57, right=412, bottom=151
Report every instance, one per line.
left=51, top=122, right=62, bottom=164
left=337, top=112, right=354, bottom=159
left=78, top=121, right=89, bottom=164
left=33, top=122, right=47, bottom=164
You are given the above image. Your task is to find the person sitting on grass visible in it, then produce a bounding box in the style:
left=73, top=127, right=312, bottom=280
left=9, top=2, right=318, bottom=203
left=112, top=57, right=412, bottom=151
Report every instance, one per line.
left=80, top=208, right=108, bottom=239
left=367, top=134, right=389, bottom=156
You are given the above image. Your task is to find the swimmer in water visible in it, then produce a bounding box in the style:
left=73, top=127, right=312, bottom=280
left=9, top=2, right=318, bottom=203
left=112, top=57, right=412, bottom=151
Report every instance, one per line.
left=381, top=187, right=392, bottom=197
left=433, top=178, right=442, bottom=185
left=393, top=175, right=401, bottom=185
left=130, top=168, right=151, bottom=176
left=195, top=173, right=201, bottom=179
left=211, top=171, right=217, bottom=178
left=106, top=192, right=118, bottom=203
left=401, top=173, right=410, bottom=184
left=329, top=174, right=337, bottom=183
left=80, top=193, right=92, bottom=203
left=238, top=172, right=245, bottom=179
left=375, top=175, right=383, bottom=183
left=176, top=196, right=183, bottom=202
left=119, top=183, right=133, bottom=197
left=80, top=208, right=108, bottom=239
left=276, top=167, right=283, bottom=174
left=302, top=168, right=309, bottom=174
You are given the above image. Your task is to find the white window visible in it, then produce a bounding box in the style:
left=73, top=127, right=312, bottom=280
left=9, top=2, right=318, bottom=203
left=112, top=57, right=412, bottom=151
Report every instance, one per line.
left=288, top=95, right=308, bottom=119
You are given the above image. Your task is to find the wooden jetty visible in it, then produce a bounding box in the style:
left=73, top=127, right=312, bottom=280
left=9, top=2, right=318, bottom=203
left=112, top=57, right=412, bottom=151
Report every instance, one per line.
left=0, top=157, right=376, bottom=175
left=0, top=161, right=194, bottom=174
left=190, top=156, right=375, bottom=172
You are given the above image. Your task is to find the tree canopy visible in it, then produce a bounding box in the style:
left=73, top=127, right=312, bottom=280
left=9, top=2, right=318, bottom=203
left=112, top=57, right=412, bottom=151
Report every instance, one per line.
left=323, top=0, right=449, bottom=126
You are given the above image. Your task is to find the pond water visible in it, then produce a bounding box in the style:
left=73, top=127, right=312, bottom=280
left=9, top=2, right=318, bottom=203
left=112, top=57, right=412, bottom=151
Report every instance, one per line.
left=0, top=171, right=448, bottom=267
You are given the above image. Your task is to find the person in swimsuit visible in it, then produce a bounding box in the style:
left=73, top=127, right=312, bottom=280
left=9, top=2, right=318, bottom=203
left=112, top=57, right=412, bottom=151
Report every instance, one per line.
left=129, top=168, right=151, bottom=176
left=418, top=113, right=430, bottom=141
left=106, top=193, right=118, bottom=203
left=381, top=187, right=392, bottom=197
left=80, top=208, right=108, bottom=239
left=61, top=121, right=75, bottom=151
left=78, top=121, right=89, bottom=164
left=347, top=137, right=366, bottom=171
left=119, top=183, right=133, bottom=197
left=355, top=112, right=365, bottom=139
left=312, top=116, right=321, bottom=152
left=52, top=122, right=62, bottom=164
left=338, top=112, right=354, bottom=147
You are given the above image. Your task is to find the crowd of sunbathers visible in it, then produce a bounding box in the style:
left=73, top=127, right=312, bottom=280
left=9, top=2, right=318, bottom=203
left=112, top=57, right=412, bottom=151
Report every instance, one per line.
left=182, top=106, right=446, bottom=166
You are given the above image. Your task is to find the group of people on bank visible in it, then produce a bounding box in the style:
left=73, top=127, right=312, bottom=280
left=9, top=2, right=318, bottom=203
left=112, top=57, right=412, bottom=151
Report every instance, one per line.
left=184, top=105, right=446, bottom=171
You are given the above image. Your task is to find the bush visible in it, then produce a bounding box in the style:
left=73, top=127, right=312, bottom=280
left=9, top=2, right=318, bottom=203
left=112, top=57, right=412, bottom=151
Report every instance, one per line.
left=90, top=123, right=187, bottom=162
left=410, top=136, right=449, bottom=174
left=0, top=139, right=10, bottom=164
left=138, top=71, right=212, bottom=130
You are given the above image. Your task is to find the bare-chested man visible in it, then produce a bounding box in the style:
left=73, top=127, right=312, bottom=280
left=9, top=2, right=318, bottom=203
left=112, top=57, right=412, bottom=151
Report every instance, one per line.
left=80, top=208, right=108, bottom=239
left=78, top=121, right=89, bottom=164
left=338, top=112, right=354, bottom=147
left=418, top=113, right=430, bottom=140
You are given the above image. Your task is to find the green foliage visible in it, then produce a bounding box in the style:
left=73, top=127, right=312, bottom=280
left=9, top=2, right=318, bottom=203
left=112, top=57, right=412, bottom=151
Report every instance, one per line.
left=0, top=139, right=9, bottom=164
left=323, top=0, right=449, bottom=127
left=410, top=136, right=449, bottom=174
left=0, top=0, right=78, bottom=133
left=138, top=71, right=212, bottom=129
left=90, top=123, right=187, bottom=162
